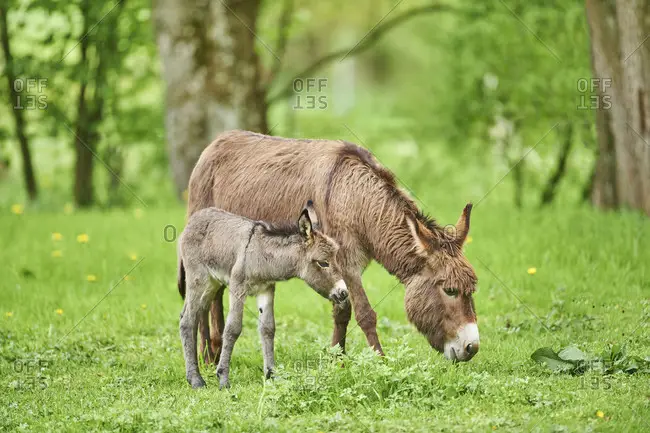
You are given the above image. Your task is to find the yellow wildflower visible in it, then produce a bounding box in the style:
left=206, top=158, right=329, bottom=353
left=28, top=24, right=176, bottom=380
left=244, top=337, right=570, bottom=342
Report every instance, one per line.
left=52, top=232, right=63, bottom=241
left=527, top=267, right=537, bottom=275
left=51, top=250, right=63, bottom=258
left=140, top=304, right=147, bottom=309
left=76, top=234, right=89, bottom=243
left=86, top=274, right=97, bottom=282
left=124, top=275, right=133, bottom=281
left=596, top=410, right=604, bottom=419
left=5, top=311, right=13, bottom=318
left=129, top=253, right=138, bottom=261
left=11, top=204, right=24, bottom=215
left=55, top=308, right=63, bottom=315
left=465, top=235, right=473, bottom=244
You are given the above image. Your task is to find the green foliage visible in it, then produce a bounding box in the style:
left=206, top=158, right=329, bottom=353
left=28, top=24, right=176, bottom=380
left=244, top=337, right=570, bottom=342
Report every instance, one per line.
left=532, top=345, right=650, bottom=375
left=1, top=197, right=648, bottom=431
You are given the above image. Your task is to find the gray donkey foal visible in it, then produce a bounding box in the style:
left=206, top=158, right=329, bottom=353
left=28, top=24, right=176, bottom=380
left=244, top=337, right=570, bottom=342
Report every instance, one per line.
left=178, top=201, right=348, bottom=388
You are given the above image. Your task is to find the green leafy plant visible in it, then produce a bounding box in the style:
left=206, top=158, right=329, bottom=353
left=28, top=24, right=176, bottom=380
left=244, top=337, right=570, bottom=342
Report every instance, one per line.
left=531, top=345, right=650, bottom=375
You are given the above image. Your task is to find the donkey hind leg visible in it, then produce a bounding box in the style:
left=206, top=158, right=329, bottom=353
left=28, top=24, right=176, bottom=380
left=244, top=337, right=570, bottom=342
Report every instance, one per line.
left=180, top=277, right=209, bottom=388
left=216, top=280, right=246, bottom=389
left=209, top=285, right=226, bottom=363
left=198, top=283, right=224, bottom=365
left=199, top=307, right=215, bottom=365
left=256, top=284, right=276, bottom=379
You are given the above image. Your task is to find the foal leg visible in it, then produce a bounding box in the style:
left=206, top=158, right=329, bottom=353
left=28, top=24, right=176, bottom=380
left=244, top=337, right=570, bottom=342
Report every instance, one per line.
left=331, top=299, right=352, bottom=353
left=256, top=284, right=276, bottom=379
left=216, top=280, right=246, bottom=389
left=179, top=276, right=207, bottom=388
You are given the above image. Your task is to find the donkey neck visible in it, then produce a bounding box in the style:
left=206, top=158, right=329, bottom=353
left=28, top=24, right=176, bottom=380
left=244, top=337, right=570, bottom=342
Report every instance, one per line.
left=357, top=182, right=433, bottom=282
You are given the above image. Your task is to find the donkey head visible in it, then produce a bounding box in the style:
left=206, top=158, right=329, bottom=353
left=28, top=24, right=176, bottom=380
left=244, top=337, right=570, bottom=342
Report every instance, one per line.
left=404, top=203, right=479, bottom=361
left=297, top=201, right=348, bottom=303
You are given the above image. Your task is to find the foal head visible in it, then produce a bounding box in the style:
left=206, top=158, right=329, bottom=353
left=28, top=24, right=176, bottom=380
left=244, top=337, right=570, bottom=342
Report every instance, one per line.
left=404, top=204, right=479, bottom=362
left=296, top=201, right=348, bottom=303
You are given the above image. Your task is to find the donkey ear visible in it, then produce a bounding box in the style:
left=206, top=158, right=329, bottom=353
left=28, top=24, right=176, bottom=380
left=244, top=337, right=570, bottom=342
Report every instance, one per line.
left=407, top=217, right=437, bottom=255
left=454, top=203, right=473, bottom=245
left=298, top=204, right=314, bottom=243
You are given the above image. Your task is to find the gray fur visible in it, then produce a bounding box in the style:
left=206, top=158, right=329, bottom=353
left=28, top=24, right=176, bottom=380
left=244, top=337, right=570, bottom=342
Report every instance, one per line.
left=178, top=202, right=347, bottom=388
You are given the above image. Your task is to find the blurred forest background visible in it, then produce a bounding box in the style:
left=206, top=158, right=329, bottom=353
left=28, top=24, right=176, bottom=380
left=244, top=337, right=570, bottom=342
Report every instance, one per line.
left=0, top=0, right=648, bottom=215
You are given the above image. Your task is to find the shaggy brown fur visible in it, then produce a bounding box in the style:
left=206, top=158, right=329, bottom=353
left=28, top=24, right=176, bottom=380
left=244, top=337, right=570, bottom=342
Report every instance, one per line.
left=186, top=130, right=478, bottom=358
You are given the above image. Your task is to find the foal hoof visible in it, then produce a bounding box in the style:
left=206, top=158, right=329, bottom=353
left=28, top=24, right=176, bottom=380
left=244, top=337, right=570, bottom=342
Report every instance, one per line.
left=218, top=379, right=230, bottom=390
left=189, top=377, right=206, bottom=389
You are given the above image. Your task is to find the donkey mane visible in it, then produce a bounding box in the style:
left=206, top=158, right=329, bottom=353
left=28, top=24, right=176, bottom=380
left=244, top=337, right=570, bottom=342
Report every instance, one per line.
left=325, top=141, right=462, bottom=260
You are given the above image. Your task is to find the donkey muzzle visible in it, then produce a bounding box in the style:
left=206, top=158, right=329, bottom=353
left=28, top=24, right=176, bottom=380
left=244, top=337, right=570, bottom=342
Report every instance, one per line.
left=444, top=323, right=480, bottom=362
left=329, top=279, right=349, bottom=304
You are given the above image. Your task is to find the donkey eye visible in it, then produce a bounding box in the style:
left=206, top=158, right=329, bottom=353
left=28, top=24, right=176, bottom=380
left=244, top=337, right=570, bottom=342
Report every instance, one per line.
left=444, top=287, right=459, bottom=297
left=316, top=260, right=330, bottom=268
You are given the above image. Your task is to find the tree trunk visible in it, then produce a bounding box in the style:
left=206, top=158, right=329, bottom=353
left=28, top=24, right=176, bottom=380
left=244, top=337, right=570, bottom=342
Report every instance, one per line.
left=0, top=6, right=38, bottom=200
left=586, top=0, right=650, bottom=215
left=153, top=0, right=268, bottom=197
left=73, top=0, right=94, bottom=207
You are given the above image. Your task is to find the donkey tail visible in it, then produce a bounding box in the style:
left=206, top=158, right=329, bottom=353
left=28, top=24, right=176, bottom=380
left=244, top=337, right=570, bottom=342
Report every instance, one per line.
left=177, top=240, right=186, bottom=299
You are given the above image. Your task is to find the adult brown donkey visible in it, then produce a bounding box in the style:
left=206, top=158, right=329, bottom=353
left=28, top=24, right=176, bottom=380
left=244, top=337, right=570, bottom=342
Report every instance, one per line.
left=185, top=130, right=479, bottom=363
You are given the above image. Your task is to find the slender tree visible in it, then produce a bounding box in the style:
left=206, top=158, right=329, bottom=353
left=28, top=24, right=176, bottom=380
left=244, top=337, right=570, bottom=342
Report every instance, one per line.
left=0, top=5, right=38, bottom=200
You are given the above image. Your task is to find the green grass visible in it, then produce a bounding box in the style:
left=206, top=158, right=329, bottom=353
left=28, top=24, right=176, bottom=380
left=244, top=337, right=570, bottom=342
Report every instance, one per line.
left=1, top=203, right=648, bottom=432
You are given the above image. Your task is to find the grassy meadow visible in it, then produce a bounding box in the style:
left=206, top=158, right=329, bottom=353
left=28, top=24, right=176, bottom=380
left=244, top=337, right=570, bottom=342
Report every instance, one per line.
left=1, top=198, right=648, bottom=432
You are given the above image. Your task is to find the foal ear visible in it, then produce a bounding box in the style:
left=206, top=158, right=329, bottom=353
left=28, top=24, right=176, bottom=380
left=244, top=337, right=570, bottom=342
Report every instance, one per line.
left=298, top=201, right=315, bottom=242
left=454, top=203, right=473, bottom=245
left=304, top=199, right=319, bottom=229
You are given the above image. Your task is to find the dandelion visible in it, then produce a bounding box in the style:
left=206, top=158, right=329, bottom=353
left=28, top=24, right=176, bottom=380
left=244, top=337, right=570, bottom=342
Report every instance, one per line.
left=129, top=253, right=138, bottom=261
left=51, top=250, right=63, bottom=258
left=5, top=311, right=13, bottom=318
left=465, top=235, right=473, bottom=244
left=596, top=410, right=605, bottom=419
left=527, top=267, right=537, bottom=275
left=52, top=232, right=63, bottom=241
left=63, top=203, right=74, bottom=215
left=11, top=204, right=24, bottom=215
left=140, top=304, right=147, bottom=309
left=86, top=274, right=97, bottom=282
left=124, top=275, right=133, bottom=281
left=76, top=233, right=89, bottom=243
left=134, top=208, right=143, bottom=219
left=55, top=308, right=63, bottom=315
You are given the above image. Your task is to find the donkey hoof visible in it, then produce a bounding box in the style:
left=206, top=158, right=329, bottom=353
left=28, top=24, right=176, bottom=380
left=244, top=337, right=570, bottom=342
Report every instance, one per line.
left=218, top=379, right=230, bottom=390
left=265, top=368, right=274, bottom=380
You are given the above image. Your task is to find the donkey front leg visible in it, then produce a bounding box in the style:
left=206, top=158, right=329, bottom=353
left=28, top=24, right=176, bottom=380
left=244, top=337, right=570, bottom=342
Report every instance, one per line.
left=345, top=272, right=384, bottom=356
left=256, top=285, right=276, bottom=379
left=216, top=280, right=246, bottom=389
left=180, top=282, right=207, bottom=388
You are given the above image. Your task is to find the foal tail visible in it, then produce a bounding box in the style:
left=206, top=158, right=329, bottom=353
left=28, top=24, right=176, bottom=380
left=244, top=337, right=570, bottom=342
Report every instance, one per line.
left=177, top=240, right=186, bottom=299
